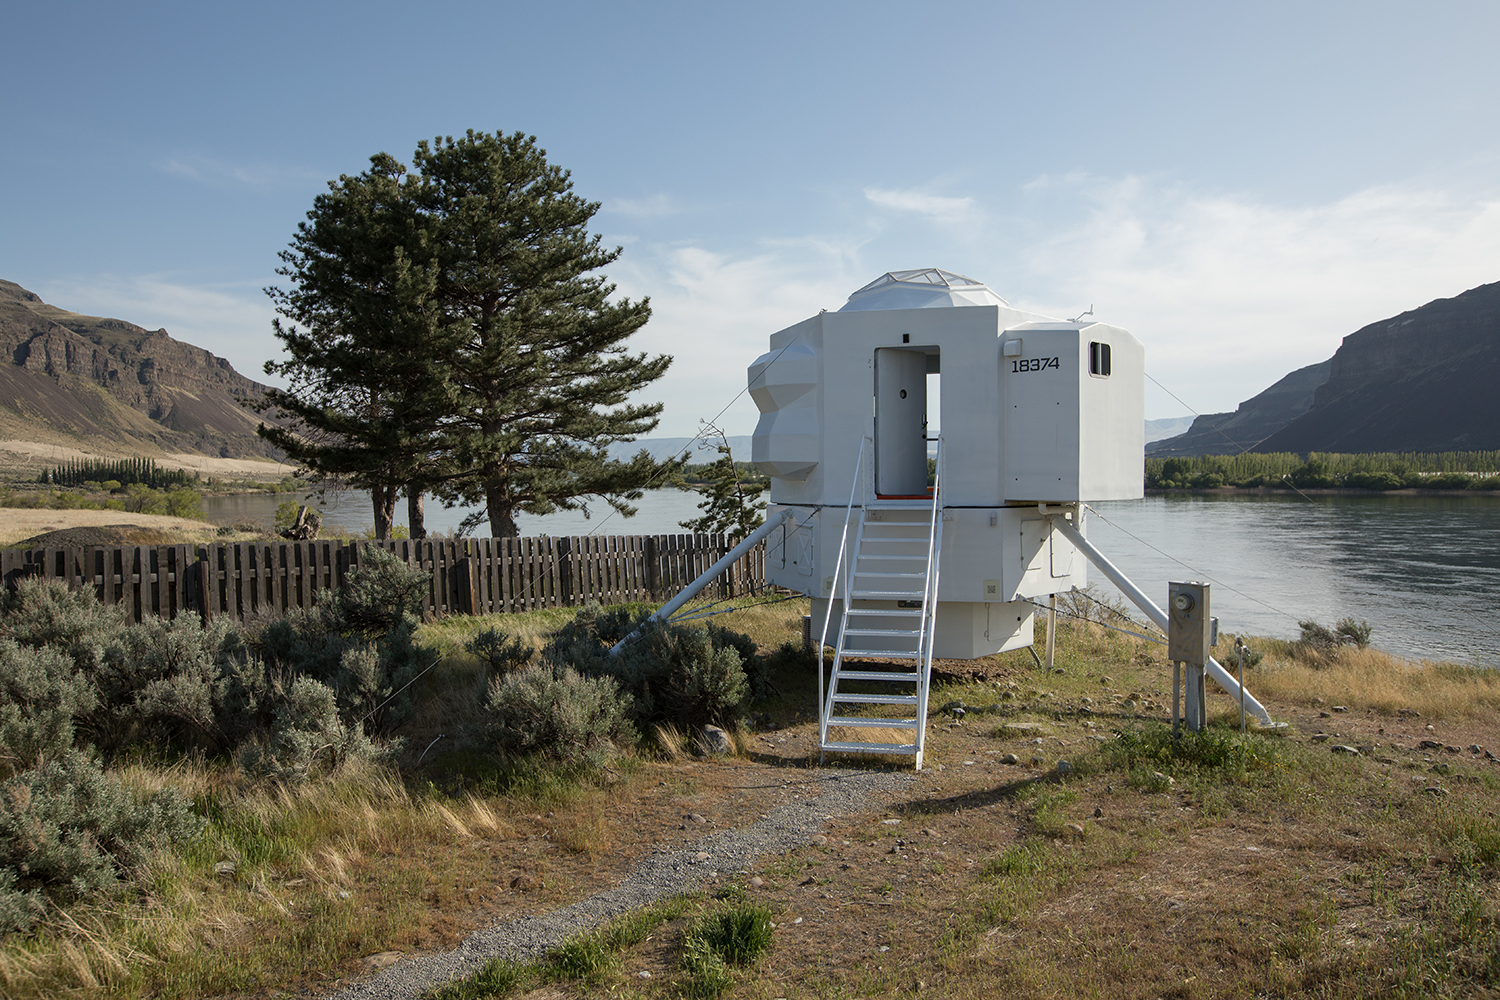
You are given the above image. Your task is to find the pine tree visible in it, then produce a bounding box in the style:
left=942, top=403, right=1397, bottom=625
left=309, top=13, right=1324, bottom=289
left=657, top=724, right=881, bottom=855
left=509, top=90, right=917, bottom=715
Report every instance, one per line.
left=677, top=422, right=766, bottom=537
left=260, top=131, right=677, bottom=538
left=259, top=154, right=459, bottom=538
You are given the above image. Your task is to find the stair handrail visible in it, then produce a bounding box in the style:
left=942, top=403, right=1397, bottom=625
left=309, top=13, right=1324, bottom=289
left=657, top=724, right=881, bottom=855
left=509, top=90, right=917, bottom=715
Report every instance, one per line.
left=818, top=435, right=868, bottom=740
left=916, top=436, right=944, bottom=763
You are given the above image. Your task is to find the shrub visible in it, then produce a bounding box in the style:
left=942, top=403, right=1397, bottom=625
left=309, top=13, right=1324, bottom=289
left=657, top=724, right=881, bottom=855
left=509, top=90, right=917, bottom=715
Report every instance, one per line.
left=0, top=577, right=125, bottom=673
left=333, top=546, right=431, bottom=637
left=0, top=640, right=98, bottom=776
left=465, top=628, right=536, bottom=675
left=1297, top=619, right=1342, bottom=652
left=1334, top=616, right=1373, bottom=649
left=1298, top=617, right=1372, bottom=653
left=544, top=606, right=755, bottom=729
left=485, top=664, right=634, bottom=765
left=238, top=676, right=391, bottom=782
left=91, top=614, right=245, bottom=756
left=0, top=750, right=205, bottom=933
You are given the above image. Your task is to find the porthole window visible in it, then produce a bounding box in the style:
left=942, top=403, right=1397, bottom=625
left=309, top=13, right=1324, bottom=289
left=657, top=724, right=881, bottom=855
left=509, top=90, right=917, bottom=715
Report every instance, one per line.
left=1089, top=341, right=1111, bottom=378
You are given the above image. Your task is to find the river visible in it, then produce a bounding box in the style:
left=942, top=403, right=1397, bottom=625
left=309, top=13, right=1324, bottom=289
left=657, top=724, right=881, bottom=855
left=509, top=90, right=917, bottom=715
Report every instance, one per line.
left=203, top=489, right=1500, bottom=667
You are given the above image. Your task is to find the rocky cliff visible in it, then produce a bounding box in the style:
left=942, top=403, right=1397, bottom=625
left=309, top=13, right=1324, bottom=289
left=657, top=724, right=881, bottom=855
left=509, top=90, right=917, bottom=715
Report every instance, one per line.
left=1255, top=280, right=1500, bottom=453
left=0, top=279, right=277, bottom=458
left=1149, top=279, right=1500, bottom=457
left=1147, top=360, right=1330, bottom=457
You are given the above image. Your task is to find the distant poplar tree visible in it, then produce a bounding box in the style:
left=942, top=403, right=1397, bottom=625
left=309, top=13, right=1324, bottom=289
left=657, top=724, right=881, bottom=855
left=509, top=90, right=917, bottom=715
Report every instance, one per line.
left=260, top=131, right=677, bottom=537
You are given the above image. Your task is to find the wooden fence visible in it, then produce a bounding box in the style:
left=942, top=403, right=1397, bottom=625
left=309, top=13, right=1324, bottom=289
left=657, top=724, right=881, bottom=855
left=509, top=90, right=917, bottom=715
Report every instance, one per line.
left=0, top=533, right=767, bottom=624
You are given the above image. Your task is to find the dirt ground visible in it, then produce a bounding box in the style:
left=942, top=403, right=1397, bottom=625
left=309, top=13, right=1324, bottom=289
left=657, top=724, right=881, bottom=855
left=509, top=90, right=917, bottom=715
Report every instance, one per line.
left=291, top=656, right=1500, bottom=1000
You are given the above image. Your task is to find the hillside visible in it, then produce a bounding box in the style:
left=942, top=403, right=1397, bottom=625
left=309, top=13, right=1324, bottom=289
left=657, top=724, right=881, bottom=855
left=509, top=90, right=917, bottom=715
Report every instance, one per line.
left=1147, top=360, right=1330, bottom=457
left=0, top=279, right=277, bottom=460
left=1257, top=280, right=1500, bottom=452
left=1150, top=279, right=1500, bottom=456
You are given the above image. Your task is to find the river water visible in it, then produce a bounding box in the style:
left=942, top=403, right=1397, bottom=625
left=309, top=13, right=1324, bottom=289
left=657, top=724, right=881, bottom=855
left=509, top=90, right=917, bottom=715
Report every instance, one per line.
left=203, top=490, right=1500, bottom=667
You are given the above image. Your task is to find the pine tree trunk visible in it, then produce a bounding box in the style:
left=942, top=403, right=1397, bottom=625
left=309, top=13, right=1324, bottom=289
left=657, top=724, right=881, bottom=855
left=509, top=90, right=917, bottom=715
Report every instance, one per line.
left=406, top=487, right=426, bottom=539
left=371, top=483, right=397, bottom=540
left=484, top=479, right=518, bottom=538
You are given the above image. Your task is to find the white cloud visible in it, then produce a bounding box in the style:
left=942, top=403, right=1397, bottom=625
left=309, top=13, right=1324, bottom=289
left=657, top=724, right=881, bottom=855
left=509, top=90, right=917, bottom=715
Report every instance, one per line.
left=608, top=240, right=867, bottom=438
left=1010, top=172, right=1500, bottom=417
left=160, top=154, right=324, bottom=191
left=864, top=187, right=977, bottom=225
left=36, top=274, right=282, bottom=386
left=605, top=194, right=683, bottom=220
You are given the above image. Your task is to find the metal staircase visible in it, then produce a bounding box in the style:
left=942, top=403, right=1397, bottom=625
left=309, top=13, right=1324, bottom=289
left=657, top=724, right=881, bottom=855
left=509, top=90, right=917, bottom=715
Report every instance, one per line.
left=818, top=439, right=943, bottom=769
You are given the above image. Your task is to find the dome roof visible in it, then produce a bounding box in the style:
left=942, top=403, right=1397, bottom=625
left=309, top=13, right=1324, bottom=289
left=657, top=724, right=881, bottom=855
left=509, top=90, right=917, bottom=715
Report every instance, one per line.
left=839, top=268, right=1009, bottom=312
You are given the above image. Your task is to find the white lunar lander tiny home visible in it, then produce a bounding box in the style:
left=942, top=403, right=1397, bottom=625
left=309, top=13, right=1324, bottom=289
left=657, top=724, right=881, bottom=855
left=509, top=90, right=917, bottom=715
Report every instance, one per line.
left=742, top=269, right=1273, bottom=768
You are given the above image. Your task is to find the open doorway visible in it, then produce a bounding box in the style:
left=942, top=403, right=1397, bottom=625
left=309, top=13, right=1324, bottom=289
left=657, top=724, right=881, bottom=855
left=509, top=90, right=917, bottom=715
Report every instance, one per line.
left=874, top=347, right=939, bottom=497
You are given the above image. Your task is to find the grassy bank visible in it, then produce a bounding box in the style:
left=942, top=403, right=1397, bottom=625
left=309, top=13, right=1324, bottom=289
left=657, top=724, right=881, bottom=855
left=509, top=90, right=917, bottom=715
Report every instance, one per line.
left=3, top=587, right=1499, bottom=999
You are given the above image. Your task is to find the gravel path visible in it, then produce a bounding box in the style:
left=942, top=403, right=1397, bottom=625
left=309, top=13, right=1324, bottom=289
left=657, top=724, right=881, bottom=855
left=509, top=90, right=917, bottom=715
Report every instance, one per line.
left=328, top=766, right=913, bottom=999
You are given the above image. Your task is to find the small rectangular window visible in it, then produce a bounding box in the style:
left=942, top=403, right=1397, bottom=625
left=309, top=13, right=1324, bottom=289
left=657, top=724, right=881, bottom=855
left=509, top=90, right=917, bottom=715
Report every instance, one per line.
left=1089, top=341, right=1111, bottom=377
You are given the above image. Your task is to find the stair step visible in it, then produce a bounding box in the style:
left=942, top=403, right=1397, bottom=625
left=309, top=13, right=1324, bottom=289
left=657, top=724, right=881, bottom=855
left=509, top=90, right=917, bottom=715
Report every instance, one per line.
left=834, top=670, right=921, bottom=682
left=837, top=649, right=922, bottom=660
left=830, top=692, right=918, bottom=706
left=850, top=590, right=925, bottom=599
left=843, top=628, right=922, bottom=638
left=845, top=608, right=923, bottom=617
left=826, top=716, right=919, bottom=729
left=856, top=553, right=927, bottom=561
left=821, top=740, right=919, bottom=754
left=854, top=571, right=927, bottom=580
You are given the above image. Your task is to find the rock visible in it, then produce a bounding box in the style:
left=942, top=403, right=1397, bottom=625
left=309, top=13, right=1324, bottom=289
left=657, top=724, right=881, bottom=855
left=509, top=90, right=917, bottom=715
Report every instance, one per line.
left=1446, top=745, right=1462, bottom=755
left=1067, top=823, right=1086, bottom=837
left=1332, top=705, right=1348, bottom=712
left=1319, top=711, right=1333, bottom=719
left=921, top=828, right=936, bottom=836
left=1001, top=753, right=1019, bottom=765
left=951, top=707, right=967, bottom=720
left=749, top=876, right=765, bottom=888
left=510, top=874, right=540, bottom=892
left=1330, top=745, right=1360, bottom=755
left=700, top=725, right=733, bottom=754
left=213, top=861, right=236, bottom=877
left=362, top=952, right=402, bottom=973
left=1100, top=675, right=1113, bottom=684
left=1419, top=739, right=1443, bottom=750
left=1313, top=697, right=1326, bottom=706
left=810, top=834, right=829, bottom=846
left=1424, top=786, right=1449, bottom=796
left=1093, top=806, right=1104, bottom=819
left=1153, top=771, right=1174, bottom=786
left=1470, top=744, right=1483, bottom=754
left=685, top=812, right=708, bottom=825
left=694, top=851, right=711, bottom=861
left=1056, top=760, right=1072, bottom=775
left=1426, top=723, right=1436, bottom=732
left=1004, top=722, right=1045, bottom=734
left=1310, top=733, right=1332, bottom=743
left=1398, top=708, right=1420, bottom=717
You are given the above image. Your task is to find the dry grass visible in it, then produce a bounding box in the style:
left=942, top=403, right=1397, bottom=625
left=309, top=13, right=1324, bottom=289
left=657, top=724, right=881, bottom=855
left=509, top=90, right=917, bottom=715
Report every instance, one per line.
left=9, top=594, right=1500, bottom=1000
left=0, top=508, right=243, bottom=547
left=1249, top=640, right=1500, bottom=720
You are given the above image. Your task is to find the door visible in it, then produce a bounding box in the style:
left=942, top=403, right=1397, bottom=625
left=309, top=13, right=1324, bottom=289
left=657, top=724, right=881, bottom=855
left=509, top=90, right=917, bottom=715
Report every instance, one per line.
left=874, top=348, right=928, bottom=496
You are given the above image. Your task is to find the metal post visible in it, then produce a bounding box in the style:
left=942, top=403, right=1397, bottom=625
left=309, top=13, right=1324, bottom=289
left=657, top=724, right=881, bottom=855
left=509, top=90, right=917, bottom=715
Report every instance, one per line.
left=1172, top=661, right=1181, bottom=736
left=1237, top=637, right=1247, bottom=734
left=1045, top=593, right=1057, bottom=671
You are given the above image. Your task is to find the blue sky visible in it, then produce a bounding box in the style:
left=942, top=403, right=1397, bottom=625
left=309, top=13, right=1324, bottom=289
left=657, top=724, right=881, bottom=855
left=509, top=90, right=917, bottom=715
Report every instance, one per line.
left=5, top=1, right=1499, bottom=438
